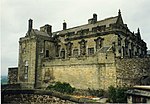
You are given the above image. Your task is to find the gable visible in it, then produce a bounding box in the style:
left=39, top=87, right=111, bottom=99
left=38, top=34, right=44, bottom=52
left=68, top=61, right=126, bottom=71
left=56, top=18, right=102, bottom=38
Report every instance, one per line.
left=116, top=15, right=124, bottom=25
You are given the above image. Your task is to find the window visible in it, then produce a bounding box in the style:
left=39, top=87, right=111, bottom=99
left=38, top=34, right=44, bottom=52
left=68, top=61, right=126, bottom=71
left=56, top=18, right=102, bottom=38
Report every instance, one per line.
left=97, top=25, right=106, bottom=31
left=77, top=30, right=83, bottom=35
left=94, top=37, right=104, bottom=51
left=60, top=48, right=65, bottom=59
left=24, top=61, right=28, bottom=80
left=79, top=39, right=87, bottom=56
left=82, top=29, right=89, bottom=34
left=73, top=49, right=78, bottom=57
left=122, top=46, right=125, bottom=57
left=55, top=44, right=60, bottom=57
left=65, top=42, right=73, bottom=57
left=24, top=74, right=28, bottom=80
left=92, top=27, right=97, bottom=32
left=118, top=35, right=121, bottom=46
left=24, top=66, right=28, bottom=73
left=46, top=50, right=49, bottom=57
left=88, top=48, right=94, bottom=55
left=125, top=38, right=129, bottom=48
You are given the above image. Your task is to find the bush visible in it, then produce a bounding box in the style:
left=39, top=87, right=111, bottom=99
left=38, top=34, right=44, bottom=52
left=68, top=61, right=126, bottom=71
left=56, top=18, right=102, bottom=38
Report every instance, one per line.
left=88, top=88, right=104, bottom=97
left=108, top=86, right=128, bottom=103
left=46, top=82, right=75, bottom=94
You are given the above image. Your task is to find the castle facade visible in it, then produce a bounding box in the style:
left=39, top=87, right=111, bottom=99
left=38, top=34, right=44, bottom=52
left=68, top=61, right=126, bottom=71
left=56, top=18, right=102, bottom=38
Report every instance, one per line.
left=8, top=10, right=150, bottom=90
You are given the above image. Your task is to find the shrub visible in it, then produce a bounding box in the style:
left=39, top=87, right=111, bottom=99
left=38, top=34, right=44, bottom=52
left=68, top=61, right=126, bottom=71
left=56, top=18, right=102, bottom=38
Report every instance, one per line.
left=88, top=88, right=104, bottom=97
left=46, top=82, right=75, bottom=94
left=108, top=86, right=128, bottom=103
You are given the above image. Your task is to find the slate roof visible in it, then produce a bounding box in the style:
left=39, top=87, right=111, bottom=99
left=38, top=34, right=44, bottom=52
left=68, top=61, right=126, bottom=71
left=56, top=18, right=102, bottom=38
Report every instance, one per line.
left=53, top=15, right=119, bottom=35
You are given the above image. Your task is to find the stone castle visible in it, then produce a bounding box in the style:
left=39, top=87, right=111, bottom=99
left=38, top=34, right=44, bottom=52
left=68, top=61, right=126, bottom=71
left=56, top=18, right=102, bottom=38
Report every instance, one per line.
left=8, top=10, right=150, bottom=90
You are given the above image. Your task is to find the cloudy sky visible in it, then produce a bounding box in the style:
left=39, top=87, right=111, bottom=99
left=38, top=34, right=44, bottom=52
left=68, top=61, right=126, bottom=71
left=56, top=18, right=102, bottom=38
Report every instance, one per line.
left=1, top=0, right=150, bottom=76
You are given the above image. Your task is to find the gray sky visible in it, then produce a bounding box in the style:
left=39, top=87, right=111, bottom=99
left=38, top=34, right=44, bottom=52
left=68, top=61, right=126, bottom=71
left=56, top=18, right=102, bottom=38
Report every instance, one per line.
left=1, top=0, right=150, bottom=76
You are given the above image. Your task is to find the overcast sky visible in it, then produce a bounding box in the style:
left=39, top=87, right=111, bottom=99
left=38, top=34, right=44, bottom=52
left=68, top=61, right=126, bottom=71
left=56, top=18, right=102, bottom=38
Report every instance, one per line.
left=1, top=0, right=150, bottom=76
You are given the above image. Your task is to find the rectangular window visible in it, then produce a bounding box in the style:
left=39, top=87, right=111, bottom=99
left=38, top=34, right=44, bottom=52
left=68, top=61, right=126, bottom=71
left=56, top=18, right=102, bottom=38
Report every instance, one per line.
left=24, top=66, right=28, bottom=73
left=46, top=50, right=49, bottom=57
left=73, top=49, right=78, bottom=57
left=88, top=47, right=94, bottom=55
left=24, top=74, right=28, bottom=80
left=60, top=49, right=65, bottom=59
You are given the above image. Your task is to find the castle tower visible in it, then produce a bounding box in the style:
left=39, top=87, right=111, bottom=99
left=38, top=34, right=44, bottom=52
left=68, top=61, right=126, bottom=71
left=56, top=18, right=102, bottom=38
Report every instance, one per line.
left=18, top=19, right=38, bottom=88
left=18, top=19, right=56, bottom=88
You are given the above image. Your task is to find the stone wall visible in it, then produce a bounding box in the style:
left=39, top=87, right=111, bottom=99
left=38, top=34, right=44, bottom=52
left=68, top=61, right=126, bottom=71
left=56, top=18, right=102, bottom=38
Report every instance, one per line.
left=41, top=51, right=116, bottom=90
left=2, top=89, right=77, bottom=104
left=115, top=57, right=150, bottom=87
left=18, top=36, right=37, bottom=86
left=8, top=67, right=18, bottom=84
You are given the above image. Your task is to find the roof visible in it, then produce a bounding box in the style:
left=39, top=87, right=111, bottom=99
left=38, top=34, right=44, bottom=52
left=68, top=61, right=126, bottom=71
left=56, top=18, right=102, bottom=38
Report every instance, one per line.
left=32, top=29, right=51, bottom=37
left=126, top=86, right=150, bottom=97
left=134, top=86, right=150, bottom=90
left=53, top=15, right=119, bottom=34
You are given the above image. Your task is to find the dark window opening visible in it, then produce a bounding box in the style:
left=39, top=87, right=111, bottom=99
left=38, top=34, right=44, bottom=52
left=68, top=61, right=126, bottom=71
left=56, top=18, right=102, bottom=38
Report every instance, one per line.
left=122, top=46, right=125, bottom=57
left=92, top=27, right=97, bottom=32
left=60, top=48, right=65, bottom=59
left=65, top=42, right=73, bottom=57
left=79, top=39, right=87, bottom=56
left=46, top=50, right=49, bottom=57
left=94, top=37, right=104, bottom=51
left=88, top=48, right=94, bottom=55
left=129, top=49, right=132, bottom=58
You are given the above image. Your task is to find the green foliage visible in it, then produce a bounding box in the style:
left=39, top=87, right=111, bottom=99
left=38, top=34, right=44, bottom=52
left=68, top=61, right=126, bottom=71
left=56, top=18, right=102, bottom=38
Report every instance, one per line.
left=88, top=88, right=104, bottom=97
left=108, top=86, right=128, bottom=103
left=46, top=82, right=75, bottom=94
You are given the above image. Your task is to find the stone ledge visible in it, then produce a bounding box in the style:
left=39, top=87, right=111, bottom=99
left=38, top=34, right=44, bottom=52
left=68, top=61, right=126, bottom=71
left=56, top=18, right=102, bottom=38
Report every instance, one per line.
left=2, top=89, right=101, bottom=103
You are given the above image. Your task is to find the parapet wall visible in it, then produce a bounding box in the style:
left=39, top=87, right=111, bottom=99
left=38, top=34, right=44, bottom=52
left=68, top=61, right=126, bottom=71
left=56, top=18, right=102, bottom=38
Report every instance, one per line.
left=115, top=57, right=150, bottom=87
left=8, top=67, right=18, bottom=84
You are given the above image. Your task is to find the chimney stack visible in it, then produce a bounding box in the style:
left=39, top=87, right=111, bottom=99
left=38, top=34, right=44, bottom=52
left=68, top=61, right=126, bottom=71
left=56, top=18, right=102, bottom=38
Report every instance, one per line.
left=45, top=24, right=52, bottom=35
left=63, top=21, right=67, bottom=30
left=93, top=13, right=97, bottom=22
left=28, top=19, right=33, bottom=33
